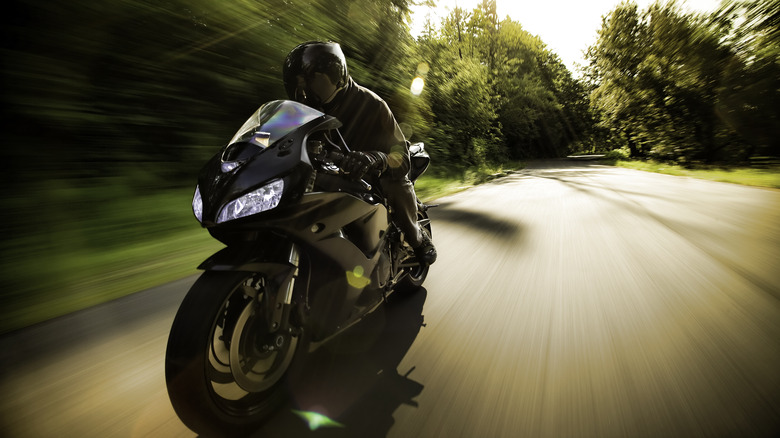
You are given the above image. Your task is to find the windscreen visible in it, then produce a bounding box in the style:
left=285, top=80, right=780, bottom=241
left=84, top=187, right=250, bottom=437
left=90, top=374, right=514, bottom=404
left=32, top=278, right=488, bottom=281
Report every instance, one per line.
left=228, top=100, right=324, bottom=147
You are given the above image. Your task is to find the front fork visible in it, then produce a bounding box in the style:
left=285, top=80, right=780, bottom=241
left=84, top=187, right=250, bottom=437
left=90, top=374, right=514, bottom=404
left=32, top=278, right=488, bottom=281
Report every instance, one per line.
left=258, top=244, right=301, bottom=350
left=274, top=244, right=299, bottom=329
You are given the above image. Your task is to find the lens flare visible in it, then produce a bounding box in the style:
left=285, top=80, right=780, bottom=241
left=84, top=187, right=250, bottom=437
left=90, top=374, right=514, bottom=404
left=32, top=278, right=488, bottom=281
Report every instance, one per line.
left=346, top=265, right=371, bottom=289
left=411, top=76, right=425, bottom=96
left=292, top=410, right=344, bottom=431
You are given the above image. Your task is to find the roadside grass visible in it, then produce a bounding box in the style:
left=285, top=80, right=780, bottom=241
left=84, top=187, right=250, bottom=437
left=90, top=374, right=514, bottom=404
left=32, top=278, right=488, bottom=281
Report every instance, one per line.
left=0, top=188, right=224, bottom=334
left=612, top=160, right=780, bottom=189
left=1, top=233, right=224, bottom=335
left=415, top=161, right=525, bottom=202
left=0, top=162, right=524, bottom=334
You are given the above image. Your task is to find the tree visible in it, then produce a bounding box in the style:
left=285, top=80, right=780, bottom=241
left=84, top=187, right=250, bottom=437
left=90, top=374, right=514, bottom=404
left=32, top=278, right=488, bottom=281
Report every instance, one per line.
left=586, top=0, right=779, bottom=163
left=714, top=0, right=780, bottom=158
left=586, top=1, right=648, bottom=158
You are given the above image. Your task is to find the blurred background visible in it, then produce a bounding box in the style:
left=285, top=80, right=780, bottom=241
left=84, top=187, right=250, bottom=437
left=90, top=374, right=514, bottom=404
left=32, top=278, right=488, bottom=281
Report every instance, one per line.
left=1, top=0, right=777, bottom=333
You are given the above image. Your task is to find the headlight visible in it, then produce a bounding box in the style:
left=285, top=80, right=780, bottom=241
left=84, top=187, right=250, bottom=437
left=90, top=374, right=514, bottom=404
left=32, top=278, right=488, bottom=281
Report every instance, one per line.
left=217, top=179, right=284, bottom=223
left=192, top=186, right=203, bottom=223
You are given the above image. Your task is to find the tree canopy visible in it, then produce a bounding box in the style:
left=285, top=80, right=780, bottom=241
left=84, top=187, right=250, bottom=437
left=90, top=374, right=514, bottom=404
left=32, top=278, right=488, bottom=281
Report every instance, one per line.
left=585, top=0, right=779, bottom=163
left=413, top=0, right=589, bottom=165
left=3, top=0, right=777, bottom=192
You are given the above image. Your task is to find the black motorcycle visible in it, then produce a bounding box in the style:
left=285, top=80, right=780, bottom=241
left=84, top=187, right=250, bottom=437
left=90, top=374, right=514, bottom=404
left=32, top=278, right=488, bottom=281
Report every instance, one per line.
left=165, top=100, right=433, bottom=436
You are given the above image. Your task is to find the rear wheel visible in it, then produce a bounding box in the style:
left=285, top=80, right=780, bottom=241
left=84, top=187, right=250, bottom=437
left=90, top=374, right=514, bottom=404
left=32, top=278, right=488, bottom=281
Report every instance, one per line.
left=165, top=271, right=306, bottom=437
left=396, top=210, right=432, bottom=293
left=397, top=258, right=429, bottom=292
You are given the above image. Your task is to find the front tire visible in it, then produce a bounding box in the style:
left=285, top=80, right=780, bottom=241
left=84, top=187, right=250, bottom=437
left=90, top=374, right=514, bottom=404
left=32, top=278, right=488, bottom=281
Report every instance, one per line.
left=165, top=271, right=305, bottom=437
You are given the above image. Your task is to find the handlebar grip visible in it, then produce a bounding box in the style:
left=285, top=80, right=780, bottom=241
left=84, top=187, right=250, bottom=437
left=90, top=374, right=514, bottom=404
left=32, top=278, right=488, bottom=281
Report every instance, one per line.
left=322, top=150, right=372, bottom=190
left=328, top=151, right=346, bottom=166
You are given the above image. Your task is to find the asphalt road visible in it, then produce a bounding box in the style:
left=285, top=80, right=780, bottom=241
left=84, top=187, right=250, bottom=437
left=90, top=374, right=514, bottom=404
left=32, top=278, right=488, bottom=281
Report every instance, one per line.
left=2, top=160, right=779, bottom=438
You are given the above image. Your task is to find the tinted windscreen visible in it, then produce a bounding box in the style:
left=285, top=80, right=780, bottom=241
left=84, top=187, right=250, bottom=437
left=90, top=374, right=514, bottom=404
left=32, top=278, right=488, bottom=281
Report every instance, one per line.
left=228, top=100, right=324, bottom=146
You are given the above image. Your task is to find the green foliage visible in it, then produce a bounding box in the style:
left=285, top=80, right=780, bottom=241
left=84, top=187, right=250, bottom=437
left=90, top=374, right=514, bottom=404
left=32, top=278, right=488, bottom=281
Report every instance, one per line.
left=415, top=1, right=590, bottom=163
left=428, top=56, right=503, bottom=164
left=0, top=187, right=223, bottom=333
left=586, top=0, right=780, bottom=164
left=616, top=160, right=780, bottom=188
left=603, top=146, right=631, bottom=161
left=414, top=161, right=525, bottom=201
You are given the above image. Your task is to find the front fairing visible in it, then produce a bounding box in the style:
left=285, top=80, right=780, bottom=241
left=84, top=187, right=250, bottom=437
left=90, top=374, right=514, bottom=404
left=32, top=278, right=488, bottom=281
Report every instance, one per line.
left=197, top=100, right=342, bottom=227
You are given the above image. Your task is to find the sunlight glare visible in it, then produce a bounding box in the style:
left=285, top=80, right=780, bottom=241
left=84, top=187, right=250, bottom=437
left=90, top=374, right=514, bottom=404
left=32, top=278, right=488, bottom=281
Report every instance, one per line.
left=411, top=76, right=425, bottom=96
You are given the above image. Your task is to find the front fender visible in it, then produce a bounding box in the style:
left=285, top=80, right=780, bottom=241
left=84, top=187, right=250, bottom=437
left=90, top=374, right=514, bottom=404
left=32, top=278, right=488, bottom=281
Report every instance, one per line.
left=199, top=242, right=303, bottom=338
left=198, top=242, right=294, bottom=277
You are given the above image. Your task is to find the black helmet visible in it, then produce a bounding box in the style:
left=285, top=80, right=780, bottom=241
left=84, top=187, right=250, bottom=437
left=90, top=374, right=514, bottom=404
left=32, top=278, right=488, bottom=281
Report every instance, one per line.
left=283, top=41, right=349, bottom=106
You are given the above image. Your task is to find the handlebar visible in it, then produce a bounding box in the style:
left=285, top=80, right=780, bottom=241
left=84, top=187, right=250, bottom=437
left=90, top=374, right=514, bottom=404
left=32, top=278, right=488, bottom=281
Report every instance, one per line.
left=318, top=150, right=372, bottom=191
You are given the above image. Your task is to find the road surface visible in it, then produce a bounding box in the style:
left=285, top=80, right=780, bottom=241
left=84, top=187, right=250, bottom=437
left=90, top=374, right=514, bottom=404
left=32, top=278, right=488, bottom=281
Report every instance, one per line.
left=2, top=160, right=779, bottom=437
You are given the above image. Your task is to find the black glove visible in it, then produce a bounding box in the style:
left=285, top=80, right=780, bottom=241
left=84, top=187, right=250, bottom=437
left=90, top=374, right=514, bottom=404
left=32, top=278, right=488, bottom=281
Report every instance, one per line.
left=341, top=151, right=387, bottom=179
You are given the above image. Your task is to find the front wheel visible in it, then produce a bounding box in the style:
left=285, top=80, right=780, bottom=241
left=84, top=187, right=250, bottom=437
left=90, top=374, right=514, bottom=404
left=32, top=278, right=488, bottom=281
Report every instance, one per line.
left=165, top=271, right=306, bottom=437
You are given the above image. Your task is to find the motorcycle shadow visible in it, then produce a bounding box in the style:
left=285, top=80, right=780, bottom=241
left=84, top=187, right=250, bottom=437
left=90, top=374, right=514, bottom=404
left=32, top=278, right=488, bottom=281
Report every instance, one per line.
left=247, top=288, right=428, bottom=438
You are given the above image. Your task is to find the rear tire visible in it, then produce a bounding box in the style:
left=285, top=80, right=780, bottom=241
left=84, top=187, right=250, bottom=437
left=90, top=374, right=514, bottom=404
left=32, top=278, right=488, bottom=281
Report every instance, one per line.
left=165, top=271, right=306, bottom=437
left=396, top=210, right=432, bottom=293
left=396, top=259, right=429, bottom=293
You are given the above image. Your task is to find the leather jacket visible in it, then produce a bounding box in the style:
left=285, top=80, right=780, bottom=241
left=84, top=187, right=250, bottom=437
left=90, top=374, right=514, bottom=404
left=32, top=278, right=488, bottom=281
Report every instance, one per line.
left=322, top=78, right=411, bottom=180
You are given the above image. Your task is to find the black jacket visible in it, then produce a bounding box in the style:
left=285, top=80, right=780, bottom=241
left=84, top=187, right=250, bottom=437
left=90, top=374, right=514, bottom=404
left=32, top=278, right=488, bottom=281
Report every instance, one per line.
left=322, top=78, right=410, bottom=179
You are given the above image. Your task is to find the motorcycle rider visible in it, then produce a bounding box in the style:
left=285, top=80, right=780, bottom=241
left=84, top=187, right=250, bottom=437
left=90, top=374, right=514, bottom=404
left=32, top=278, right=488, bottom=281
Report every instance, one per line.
left=283, top=41, right=437, bottom=265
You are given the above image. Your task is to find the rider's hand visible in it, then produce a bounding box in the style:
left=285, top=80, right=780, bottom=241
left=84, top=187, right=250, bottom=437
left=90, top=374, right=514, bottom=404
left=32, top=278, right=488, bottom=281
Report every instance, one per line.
left=342, top=151, right=387, bottom=179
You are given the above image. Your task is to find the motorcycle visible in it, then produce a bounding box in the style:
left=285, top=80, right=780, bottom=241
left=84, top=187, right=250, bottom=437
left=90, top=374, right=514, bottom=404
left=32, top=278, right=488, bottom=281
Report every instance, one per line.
left=165, top=100, right=433, bottom=437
